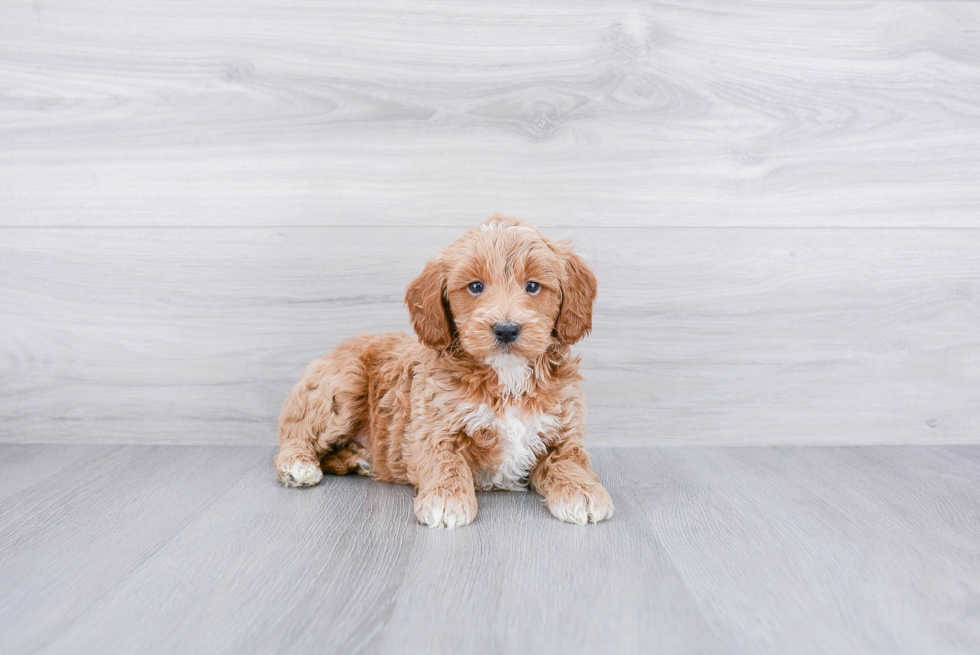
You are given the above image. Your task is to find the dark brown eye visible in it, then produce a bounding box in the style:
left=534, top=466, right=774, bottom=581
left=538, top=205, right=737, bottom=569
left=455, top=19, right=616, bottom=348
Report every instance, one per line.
left=525, top=281, right=541, bottom=295
left=467, top=281, right=484, bottom=295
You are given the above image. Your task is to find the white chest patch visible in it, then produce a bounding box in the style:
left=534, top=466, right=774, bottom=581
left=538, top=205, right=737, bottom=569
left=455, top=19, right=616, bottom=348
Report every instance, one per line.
left=463, top=403, right=558, bottom=491
left=485, top=353, right=532, bottom=398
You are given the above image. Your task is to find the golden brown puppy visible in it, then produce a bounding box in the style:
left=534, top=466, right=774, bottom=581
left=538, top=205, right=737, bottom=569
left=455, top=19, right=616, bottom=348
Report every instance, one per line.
left=274, top=214, right=613, bottom=528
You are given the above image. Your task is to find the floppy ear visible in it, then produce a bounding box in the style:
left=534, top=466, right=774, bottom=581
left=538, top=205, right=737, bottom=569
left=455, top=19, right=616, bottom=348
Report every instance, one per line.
left=551, top=241, right=597, bottom=345
left=405, top=257, right=454, bottom=350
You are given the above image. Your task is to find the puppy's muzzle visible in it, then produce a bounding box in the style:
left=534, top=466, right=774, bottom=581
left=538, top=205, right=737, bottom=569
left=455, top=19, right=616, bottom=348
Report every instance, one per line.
left=492, top=321, right=520, bottom=345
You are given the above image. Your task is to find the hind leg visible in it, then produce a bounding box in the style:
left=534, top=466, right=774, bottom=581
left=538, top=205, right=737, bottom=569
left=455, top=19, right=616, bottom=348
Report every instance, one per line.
left=320, top=442, right=373, bottom=477
left=275, top=342, right=367, bottom=487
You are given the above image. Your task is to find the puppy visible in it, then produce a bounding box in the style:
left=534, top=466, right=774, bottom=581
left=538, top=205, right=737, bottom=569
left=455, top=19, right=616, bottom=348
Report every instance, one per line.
left=274, top=214, right=613, bottom=528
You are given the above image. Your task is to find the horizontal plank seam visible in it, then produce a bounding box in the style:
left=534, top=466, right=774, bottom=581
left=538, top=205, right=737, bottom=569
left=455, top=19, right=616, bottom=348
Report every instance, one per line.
left=5, top=225, right=980, bottom=231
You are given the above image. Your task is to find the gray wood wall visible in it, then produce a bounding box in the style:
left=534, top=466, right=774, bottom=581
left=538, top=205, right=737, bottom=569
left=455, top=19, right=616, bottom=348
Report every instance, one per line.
left=2, top=0, right=979, bottom=446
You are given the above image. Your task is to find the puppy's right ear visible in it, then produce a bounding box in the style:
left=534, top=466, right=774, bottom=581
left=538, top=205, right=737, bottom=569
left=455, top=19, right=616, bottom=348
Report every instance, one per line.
left=405, top=257, right=453, bottom=350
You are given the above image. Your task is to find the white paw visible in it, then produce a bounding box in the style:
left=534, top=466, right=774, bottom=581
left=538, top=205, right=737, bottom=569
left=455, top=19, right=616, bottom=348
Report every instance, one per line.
left=414, top=487, right=477, bottom=529
left=279, top=459, right=324, bottom=487
left=547, top=483, right=614, bottom=525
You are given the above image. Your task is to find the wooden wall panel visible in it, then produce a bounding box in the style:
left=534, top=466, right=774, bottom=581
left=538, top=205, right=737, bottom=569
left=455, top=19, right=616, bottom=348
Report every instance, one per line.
left=3, top=0, right=979, bottom=445
left=1, top=0, right=978, bottom=228
left=2, top=227, right=978, bottom=446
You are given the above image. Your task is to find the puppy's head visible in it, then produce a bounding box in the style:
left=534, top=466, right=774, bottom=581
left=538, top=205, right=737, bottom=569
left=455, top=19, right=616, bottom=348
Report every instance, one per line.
left=405, top=215, right=597, bottom=361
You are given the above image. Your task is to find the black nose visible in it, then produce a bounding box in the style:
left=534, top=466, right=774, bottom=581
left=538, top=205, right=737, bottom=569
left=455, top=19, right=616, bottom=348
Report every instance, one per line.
left=492, top=322, right=520, bottom=344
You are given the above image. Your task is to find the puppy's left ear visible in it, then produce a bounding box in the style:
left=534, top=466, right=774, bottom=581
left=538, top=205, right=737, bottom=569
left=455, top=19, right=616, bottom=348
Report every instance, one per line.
left=551, top=240, right=597, bottom=345
left=405, top=256, right=454, bottom=350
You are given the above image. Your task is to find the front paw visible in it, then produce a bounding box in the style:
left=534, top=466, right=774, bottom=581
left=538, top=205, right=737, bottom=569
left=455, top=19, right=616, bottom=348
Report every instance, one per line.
left=414, top=485, right=477, bottom=529
left=275, top=456, right=324, bottom=488
left=546, top=482, right=614, bottom=525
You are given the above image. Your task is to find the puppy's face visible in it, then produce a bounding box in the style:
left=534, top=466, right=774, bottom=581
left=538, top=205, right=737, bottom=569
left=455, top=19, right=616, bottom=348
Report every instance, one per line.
left=406, top=216, right=597, bottom=361
left=445, top=224, right=563, bottom=361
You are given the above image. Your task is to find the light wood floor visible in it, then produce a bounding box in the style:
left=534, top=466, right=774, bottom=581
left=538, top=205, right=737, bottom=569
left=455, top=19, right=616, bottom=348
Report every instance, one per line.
left=2, top=444, right=978, bottom=654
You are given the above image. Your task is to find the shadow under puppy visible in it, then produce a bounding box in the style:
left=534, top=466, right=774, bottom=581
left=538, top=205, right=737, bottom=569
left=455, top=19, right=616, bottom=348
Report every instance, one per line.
left=274, top=214, right=613, bottom=528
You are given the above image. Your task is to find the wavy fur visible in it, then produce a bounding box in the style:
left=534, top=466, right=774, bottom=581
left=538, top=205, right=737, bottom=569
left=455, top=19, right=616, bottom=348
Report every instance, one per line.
left=274, top=214, right=613, bottom=528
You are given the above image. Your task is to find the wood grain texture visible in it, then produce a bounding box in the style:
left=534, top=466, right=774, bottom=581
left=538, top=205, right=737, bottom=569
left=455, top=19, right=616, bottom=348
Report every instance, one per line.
left=0, top=444, right=114, bottom=503
left=2, top=0, right=980, bottom=448
left=614, top=446, right=980, bottom=654
left=1, top=445, right=978, bottom=654
left=1, top=0, right=979, bottom=227
left=3, top=226, right=979, bottom=446
left=0, top=445, right=269, bottom=654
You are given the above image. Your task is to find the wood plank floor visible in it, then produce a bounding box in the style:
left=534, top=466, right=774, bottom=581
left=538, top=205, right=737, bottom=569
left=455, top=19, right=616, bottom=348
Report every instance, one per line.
left=1, top=445, right=978, bottom=654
